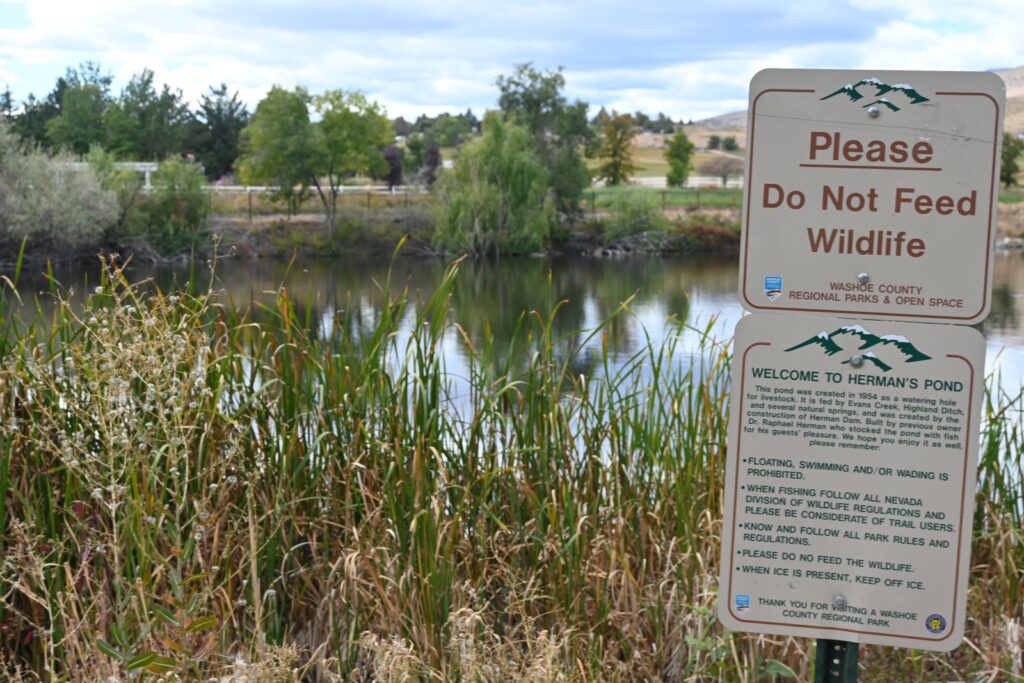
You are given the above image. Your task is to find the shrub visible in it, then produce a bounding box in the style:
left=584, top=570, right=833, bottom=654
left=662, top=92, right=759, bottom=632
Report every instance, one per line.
left=119, top=158, right=211, bottom=256
left=0, top=126, right=118, bottom=254
left=602, top=190, right=668, bottom=243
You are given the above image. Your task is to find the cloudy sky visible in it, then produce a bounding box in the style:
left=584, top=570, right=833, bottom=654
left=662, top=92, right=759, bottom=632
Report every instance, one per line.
left=1, top=0, right=1022, bottom=121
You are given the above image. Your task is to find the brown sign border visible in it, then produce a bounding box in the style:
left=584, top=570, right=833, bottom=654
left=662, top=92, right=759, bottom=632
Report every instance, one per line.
left=722, top=338, right=978, bottom=645
left=740, top=87, right=1001, bottom=323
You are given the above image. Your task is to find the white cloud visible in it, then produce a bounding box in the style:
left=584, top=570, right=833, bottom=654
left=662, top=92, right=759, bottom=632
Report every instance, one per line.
left=0, top=0, right=1022, bottom=119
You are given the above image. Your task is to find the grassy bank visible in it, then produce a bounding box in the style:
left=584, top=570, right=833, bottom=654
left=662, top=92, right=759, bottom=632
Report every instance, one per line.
left=0, top=259, right=1021, bottom=681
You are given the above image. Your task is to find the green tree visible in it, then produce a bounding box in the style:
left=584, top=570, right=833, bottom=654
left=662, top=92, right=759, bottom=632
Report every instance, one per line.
left=1002, top=132, right=1024, bottom=188
left=238, top=87, right=392, bottom=226
left=405, top=132, right=430, bottom=175
left=722, top=135, right=738, bottom=152
left=665, top=130, right=696, bottom=187
left=596, top=112, right=637, bottom=186
left=707, top=134, right=721, bottom=150
left=433, top=113, right=472, bottom=147
left=434, top=112, right=553, bottom=255
left=237, top=86, right=318, bottom=214
left=12, top=91, right=60, bottom=148
left=591, top=106, right=610, bottom=128
left=0, top=87, right=13, bottom=122
left=496, top=63, right=595, bottom=218
left=137, top=158, right=211, bottom=253
left=392, top=116, right=413, bottom=137
left=187, top=84, right=250, bottom=180
left=311, top=89, right=392, bottom=227
left=45, top=63, right=113, bottom=155
left=105, top=69, right=189, bottom=160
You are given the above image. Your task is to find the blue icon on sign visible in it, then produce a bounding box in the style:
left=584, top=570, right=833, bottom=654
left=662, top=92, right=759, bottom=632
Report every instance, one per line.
left=764, top=276, right=783, bottom=300
left=735, top=594, right=751, bottom=613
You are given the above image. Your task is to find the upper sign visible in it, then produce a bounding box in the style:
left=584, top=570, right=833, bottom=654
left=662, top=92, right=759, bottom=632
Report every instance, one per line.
left=739, top=69, right=1005, bottom=324
left=718, top=313, right=985, bottom=650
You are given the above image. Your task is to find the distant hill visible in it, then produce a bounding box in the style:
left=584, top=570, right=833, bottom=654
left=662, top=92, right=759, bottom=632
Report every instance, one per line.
left=998, top=66, right=1024, bottom=133
left=698, top=67, right=1024, bottom=134
left=694, top=110, right=746, bottom=128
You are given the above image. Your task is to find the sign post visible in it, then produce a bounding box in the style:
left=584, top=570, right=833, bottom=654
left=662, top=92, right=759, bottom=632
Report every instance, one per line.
left=815, top=640, right=858, bottom=682
left=721, top=69, right=1005, bottom=680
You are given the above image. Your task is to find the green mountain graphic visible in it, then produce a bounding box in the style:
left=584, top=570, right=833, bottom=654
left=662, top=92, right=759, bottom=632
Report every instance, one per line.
left=821, top=77, right=930, bottom=111
left=784, top=325, right=930, bottom=373
left=784, top=331, right=843, bottom=356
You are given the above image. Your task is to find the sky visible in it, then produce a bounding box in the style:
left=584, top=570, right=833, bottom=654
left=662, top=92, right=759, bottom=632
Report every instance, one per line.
left=0, top=0, right=1022, bottom=121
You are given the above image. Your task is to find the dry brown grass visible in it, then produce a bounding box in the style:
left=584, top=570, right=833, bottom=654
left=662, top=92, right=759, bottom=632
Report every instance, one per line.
left=0, top=257, right=1020, bottom=681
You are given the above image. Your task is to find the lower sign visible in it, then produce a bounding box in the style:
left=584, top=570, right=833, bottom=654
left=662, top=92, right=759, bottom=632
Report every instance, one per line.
left=719, top=313, right=984, bottom=650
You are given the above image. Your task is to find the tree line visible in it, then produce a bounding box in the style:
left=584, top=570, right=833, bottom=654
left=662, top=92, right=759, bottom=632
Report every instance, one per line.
left=1, top=63, right=248, bottom=180
left=1, top=61, right=723, bottom=257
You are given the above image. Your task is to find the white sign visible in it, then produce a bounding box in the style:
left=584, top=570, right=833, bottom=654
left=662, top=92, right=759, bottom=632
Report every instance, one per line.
left=718, top=313, right=984, bottom=650
left=738, top=69, right=1005, bottom=324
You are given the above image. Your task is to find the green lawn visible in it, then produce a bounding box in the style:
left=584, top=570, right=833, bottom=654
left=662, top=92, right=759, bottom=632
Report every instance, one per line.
left=585, top=184, right=742, bottom=210
left=588, top=148, right=742, bottom=179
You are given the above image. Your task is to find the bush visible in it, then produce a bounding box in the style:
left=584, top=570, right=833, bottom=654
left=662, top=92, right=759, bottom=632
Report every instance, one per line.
left=119, top=158, right=211, bottom=256
left=433, top=113, right=553, bottom=255
left=602, top=190, right=668, bottom=243
left=0, top=126, right=118, bottom=254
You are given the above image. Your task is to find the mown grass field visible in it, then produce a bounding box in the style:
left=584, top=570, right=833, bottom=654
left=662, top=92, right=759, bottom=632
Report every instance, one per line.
left=0, top=256, right=1021, bottom=681
left=587, top=147, right=730, bottom=179
left=586, top=185, right=742, bottom=210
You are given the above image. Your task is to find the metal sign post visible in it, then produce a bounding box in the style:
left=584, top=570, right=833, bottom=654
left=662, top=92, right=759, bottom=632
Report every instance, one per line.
left=814, top=639, right=858, bottom=682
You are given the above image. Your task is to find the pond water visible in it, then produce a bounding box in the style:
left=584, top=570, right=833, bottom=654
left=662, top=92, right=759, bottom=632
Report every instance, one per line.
left=8, top=253, right=1024, bottom=393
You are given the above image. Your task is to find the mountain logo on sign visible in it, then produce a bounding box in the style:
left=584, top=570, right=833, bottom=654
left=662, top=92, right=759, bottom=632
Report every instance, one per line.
left=784, top=324, right=931, bottom=373
left=820, top=77, right=930, bottom=112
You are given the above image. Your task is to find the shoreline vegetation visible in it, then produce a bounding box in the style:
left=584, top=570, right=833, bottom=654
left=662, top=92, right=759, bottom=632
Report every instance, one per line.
left=2, top=61, right=1022, bottom=265
left=0, top=257, right=1021, bottom=681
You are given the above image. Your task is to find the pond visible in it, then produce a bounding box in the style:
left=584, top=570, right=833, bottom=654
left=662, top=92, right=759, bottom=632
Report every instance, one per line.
left=8, top=252, right=1024, bottom=392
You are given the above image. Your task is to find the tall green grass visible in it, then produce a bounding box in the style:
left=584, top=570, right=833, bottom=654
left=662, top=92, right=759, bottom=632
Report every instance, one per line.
left=0, top=256, right=1021, bottom=681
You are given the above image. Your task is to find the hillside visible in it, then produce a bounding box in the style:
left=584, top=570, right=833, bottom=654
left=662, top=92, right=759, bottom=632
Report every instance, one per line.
left=999, top=66, right=1024, bottom=133
left=699, top=67, right=1024, bottom=134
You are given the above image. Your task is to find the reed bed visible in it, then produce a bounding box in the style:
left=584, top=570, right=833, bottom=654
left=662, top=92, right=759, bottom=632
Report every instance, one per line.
left=0, top=254, right=1021, bottom=682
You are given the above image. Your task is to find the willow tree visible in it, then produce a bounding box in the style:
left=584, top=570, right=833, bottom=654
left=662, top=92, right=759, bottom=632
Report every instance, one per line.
left=434, top=112, right=553, bottom=255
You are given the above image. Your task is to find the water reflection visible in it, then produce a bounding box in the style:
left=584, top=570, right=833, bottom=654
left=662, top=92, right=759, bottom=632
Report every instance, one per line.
left=9, top=253, right=1024, bottom=387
